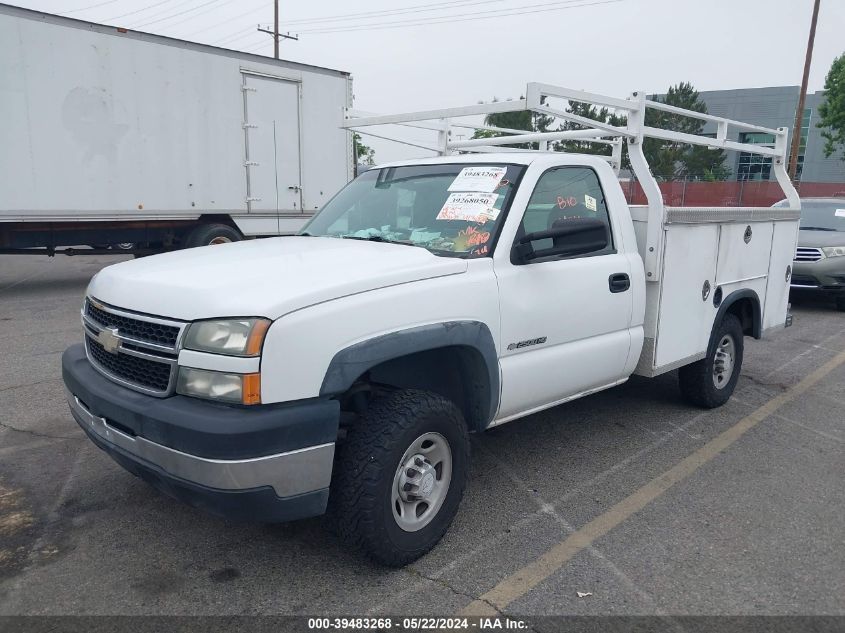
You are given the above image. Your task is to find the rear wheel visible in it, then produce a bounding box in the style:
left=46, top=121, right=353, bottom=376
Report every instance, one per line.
left=836, top=296, right=845, bottom=312
left=184, top=223, right=242, bottom=248
left=679, top=314, right=744, bottom=409
left=330, top=389, right=470, bottom=567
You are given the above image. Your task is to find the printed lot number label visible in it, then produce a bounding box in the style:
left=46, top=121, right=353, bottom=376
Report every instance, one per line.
left=448, top=166, right=507, bottom=193
left=437, top=193, right=500, bottom=223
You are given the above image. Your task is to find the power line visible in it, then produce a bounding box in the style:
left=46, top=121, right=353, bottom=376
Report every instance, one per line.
left=150, top=0, right=241, bottom=32
left=100, top=0, right=172, bottom=22
left=201, top=0, right=507, bottom=51
left=123, top=0, right=197, bottom=27
left=201, top=0, right=491, bottom=45
left=243, top=40, right=269, bottom=54
left=283, top=0, right=509, bottom=26
left=215, top=32, right=267, bottom=50
left=183, top=0, right=267, bottom=38
left=297, top=0, right=624, bottom=34
left=59, top=0, right=123, bottom=14
left=191, top=1, right=270, bottom=38
left=211, top=27, right=257, bottom=45
left=130, top=0, right=226, bottom=29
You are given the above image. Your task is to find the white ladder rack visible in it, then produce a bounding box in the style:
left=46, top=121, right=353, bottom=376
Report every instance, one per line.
left=341, top=82, right=800, bottom=281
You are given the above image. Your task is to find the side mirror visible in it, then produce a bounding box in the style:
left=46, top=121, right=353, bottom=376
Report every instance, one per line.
left=513, top=218, right=608, bottom=262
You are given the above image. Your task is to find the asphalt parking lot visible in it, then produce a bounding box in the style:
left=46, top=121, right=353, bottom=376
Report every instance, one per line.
left=0, top=253, right=843, bottom=618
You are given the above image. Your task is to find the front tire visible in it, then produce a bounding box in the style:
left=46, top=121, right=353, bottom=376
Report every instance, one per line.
left=679, top=314, right=744, bottom=409
left=330, top=389, right=470, bottom=567
left=835, top=296, right=845, bottom=312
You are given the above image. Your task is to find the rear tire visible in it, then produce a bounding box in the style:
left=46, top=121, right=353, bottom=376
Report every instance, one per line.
left=836, top=296, right=845, bottom=312
left=330, top=389, right=470, bottom=567
left=679, top=314, right=744, bottom=409
left=184, top=223, right=242, bottom=248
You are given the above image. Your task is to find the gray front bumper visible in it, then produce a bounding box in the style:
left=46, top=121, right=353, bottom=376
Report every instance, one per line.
left=67, top=389, right=334, bottom=498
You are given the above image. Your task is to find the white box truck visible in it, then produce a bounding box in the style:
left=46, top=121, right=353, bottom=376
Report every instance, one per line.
left=62, top=83, right=800, bottom=566
left=0, top=3, right=353, bottom=254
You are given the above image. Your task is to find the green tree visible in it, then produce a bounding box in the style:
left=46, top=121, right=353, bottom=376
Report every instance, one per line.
left=555, top=101, right=629, bottom=169
left=470, top=97, right=553, bottom=149
left=353, top=132, right=375, bottom=165
left=817, top=53, right=845, bottom=161
left=644, top=82, right=729, bottom=180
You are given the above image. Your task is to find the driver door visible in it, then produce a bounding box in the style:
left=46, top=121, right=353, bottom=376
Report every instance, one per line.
left=494, top=166, right=634, bottom=422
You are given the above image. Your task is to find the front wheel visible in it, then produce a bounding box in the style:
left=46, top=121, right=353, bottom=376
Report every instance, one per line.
left=679, top=314, right=744, bottom=409
left=835, top=296, right=845, bottom=312
left=330, top=389, right=470, bottom=567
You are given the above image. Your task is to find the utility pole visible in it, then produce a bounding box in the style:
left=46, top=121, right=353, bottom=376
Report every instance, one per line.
left=273, top=0, right=279, bottom=59
left=257, top=0, right=298, bottom=57
left=788, top=0, right=821, bottom=181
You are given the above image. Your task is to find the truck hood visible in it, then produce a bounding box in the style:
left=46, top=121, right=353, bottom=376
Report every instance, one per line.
left=87, top=236, right=467, bottom=321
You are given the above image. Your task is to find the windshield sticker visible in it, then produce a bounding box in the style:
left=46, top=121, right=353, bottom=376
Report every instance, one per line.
left=448, top=166, right=507, bottom=193
left=437, top=193, right=500, bottom=223
left=836, top=209, right=845, bottom=218
left=557, top=196, right=577, bottom=209
left=585, top=194, right=597, bottom=212
left=454, top=226, right=491, bottom=251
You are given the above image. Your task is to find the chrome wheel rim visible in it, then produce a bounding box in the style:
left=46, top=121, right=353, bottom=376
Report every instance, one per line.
left=712, top=334, right=736, bottom=390
left=209, top=236, right=232, bottom=245
left=391, top=432, right=452, bottom=532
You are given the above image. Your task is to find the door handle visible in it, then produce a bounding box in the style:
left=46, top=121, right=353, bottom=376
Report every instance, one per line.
left=609, top=273, right=630, bottom=293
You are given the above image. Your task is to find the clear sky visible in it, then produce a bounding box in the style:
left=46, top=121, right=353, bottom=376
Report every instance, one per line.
left=7, top=0, right=845, bottom=161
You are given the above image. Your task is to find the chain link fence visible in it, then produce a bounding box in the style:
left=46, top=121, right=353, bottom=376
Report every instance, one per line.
left=620, top=177, right=845, bottom=207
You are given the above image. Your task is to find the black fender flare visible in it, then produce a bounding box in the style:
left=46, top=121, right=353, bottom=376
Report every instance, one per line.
left=714, top=288, right=762, bottom=340
left=319, top=321, right=500, bottom=428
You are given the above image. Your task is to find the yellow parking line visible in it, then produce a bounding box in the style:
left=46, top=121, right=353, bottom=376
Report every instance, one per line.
left=461, top=348, right=845, bottom=616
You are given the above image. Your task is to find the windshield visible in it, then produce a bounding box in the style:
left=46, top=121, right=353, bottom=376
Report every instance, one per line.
left=775, top=199, right=845, bottom=232
left=302, top=163, right=525, bottom=257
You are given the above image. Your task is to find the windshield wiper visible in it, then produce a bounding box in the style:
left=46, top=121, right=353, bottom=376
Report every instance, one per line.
left=801, top=226, right=837, bottom=231
left=340, top=235, right=418, bottom=247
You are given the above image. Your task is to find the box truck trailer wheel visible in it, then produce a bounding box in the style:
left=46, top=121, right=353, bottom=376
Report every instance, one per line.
left=184, top=223, right=243, bottom=249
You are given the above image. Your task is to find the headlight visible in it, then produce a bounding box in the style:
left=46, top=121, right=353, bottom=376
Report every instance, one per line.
left=182, top=318, right=270, bottom=356
left=176, top=367, right=261, bottom=405
left=822, top=246, right=845, bottom=258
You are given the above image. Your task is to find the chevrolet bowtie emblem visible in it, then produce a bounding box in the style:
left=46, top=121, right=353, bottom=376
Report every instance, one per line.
left=97, top=327, right=121, bottom=354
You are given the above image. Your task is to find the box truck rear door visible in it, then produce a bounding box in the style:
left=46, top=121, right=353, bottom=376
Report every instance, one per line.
left=243, top=75, right=303, bottom=214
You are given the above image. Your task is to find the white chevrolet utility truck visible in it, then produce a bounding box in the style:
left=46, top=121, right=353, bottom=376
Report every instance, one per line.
left=62, top=84, right=800, bottom=566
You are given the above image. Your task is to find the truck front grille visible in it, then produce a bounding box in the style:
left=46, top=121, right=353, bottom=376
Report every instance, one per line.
left=82, top=298, right=184, bottom=397
left=794, top=247, right=823, bottom=262
left=86, top=336, right=173, bottom=393
left=85, top=299, right=180, bottom=347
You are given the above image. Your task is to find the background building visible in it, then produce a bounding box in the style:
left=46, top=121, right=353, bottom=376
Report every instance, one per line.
left=693, top=86, right=843, bottom=183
